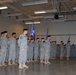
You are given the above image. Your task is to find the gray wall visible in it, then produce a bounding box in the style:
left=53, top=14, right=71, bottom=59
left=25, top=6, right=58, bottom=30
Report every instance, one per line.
left=28, top=19, right=76, bottom=44
left=0, top=15, right=28, bottom=38
left=1, top=14, right=76, bottom=44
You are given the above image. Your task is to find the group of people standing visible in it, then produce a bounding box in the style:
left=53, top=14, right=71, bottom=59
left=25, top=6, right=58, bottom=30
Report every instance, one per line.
left=0, top=28, right=71, bottom=70
left=0, top=31, right=19, bottom=67
left=27, top=35, right=71, bottom=64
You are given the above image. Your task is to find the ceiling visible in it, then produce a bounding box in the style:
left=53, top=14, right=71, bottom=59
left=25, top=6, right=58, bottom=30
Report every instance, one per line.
left=0, top=0, right=76, bottom=22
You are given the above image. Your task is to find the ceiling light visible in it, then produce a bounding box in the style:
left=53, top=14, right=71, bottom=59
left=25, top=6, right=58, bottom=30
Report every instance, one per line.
left=34, top=22, right=41, bottom=24
left=73, top=7, right=76, bottom=10
left=25, top=21, right=41, bottom=25
left=21, top=0, right=48, bottom=6
left=34, top=9, right=57, bottom=14
left=0, top=6, right=8, bottom=10
left=35, top=11, right=46, bottom=14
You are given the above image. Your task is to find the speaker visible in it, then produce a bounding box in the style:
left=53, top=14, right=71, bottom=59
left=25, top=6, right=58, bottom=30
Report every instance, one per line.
left=54, top=13, right=59, bottom=19
left=16, top=16, right=18, bottom=19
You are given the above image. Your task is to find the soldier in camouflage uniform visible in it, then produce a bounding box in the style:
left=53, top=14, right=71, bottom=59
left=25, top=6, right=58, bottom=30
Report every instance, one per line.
left=18, top=29, right=28, bottom=69
left=34, top=38, right=40, bottom=61
left=0, top=31, right=8, bottom=66
left=28, top=38, right=35, bottom=62
left=50, top=41, right=57, bottom=59
left=0, top=32, right=4, bottom=67
left=16, top=38, right=19, bottom=63
left=60, top=41, right=64, bottom=60
left=40, top=38, right=45, bottom=63
left=44, top=35, right=51, bottom=64
left=66, top=41, right=70, bottom=60
left=5, top=37, right=9, bottom=63
left=27, top=38, right=31, bottom=62
left=8, top=33, right=17, bottom=65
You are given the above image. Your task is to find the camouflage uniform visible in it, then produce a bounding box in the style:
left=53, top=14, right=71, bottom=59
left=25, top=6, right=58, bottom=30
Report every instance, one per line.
left=34, top=41, right=39, bottom=60
left=28, top=42, right=34, bottom=60
left=40, top=42, right=45, bottom=61
left=9, top=37, right=17, bottom=62
left=50, top=43, right=57, bottom=59
left=44, top=40, right=51, bottom=61
left=66, top=43, right=70, bottom=58
left=60, top=44, right=64, bottom=58
left=0, top=36, right=8, bottom=64
left=18, top=34, right=27, bottom=65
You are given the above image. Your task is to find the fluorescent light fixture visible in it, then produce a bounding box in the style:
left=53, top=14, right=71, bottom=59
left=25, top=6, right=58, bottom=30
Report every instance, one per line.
left=25, top=21, right=40, bottom=24
left=35, top=11, right=46, bottom=14
left=34, top=9, right=57, bottom=14
left=0, top=6, right=8, bottom=10
left=5, top=13, right=22, bottom=17
left=73, top=7, right=76, bottom=10
left=21, top=0, right=48, bottom=6
left=34, top=21, right=41, bottom=24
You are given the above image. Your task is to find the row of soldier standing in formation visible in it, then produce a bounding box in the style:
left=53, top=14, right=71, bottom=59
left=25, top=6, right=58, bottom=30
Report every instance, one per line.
left=27, top=36, right=71, bottom=63
left=0, top=29, right=71, bottom=69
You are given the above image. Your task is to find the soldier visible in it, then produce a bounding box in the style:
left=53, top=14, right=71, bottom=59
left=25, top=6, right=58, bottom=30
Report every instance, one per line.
left=0, top=32, right=4, bottom=66
left=50, top=41, right=54, bottom=59
left=40, top=38, right=45, bottom=63
left=44, top=35, right=51, bottom=64
left=0, top=31, right=8, bottom=66
left=66, top=41, right=70, bottom=60
left=54, top=41, right=57, bottom=59
left=51, top=41, right=57, bottom=59
left=18, top=29, right=28, bottom=69
left=27, top=37, right=31, bottom=62
left=60, top=41, right=64, bottom=60
left=28, top=38, right=35, bottom=62
left=34, top=38, right=40, bottom=61
left=5, top=37, right=9, bottom=63
left=16, top=38, right=19, bottom=63
left=8, top=32, right=17, bottom=65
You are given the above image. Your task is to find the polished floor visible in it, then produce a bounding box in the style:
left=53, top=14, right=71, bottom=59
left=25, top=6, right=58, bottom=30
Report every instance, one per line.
left=0, top=59, right=76, bottom=75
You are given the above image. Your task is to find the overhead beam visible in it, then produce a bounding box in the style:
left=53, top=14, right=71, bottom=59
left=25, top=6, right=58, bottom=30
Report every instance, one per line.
left=6, top=4, right=32, bottom=18
left=0, top=0, right=13, bottom=4
left=21, top=0, right=48, bottom=6
left=5, top=13, right=22, bottom=16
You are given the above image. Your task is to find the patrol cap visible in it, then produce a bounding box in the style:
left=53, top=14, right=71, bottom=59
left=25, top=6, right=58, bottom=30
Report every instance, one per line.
left=61, top=41, right=63, bottom=43
left=3, top=31, right=7, bottom=34
left=31, top=38, right=34, bottom=40
left=23, top=29, right=28, bottom=32
left=36, top=37, right=39, bottom=39
left=12, top=32, right=16, bottom=35
left=67, top=41, right=70, bottom=43
left=41, top=38, right=44, bottom=39
left=48, top=35, right=51, bottom=37
left=55, top=41, right=56, bottom=42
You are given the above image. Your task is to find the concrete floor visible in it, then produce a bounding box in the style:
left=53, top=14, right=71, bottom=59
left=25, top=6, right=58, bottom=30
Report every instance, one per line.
left=0, top=59, right=76, bottom=75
